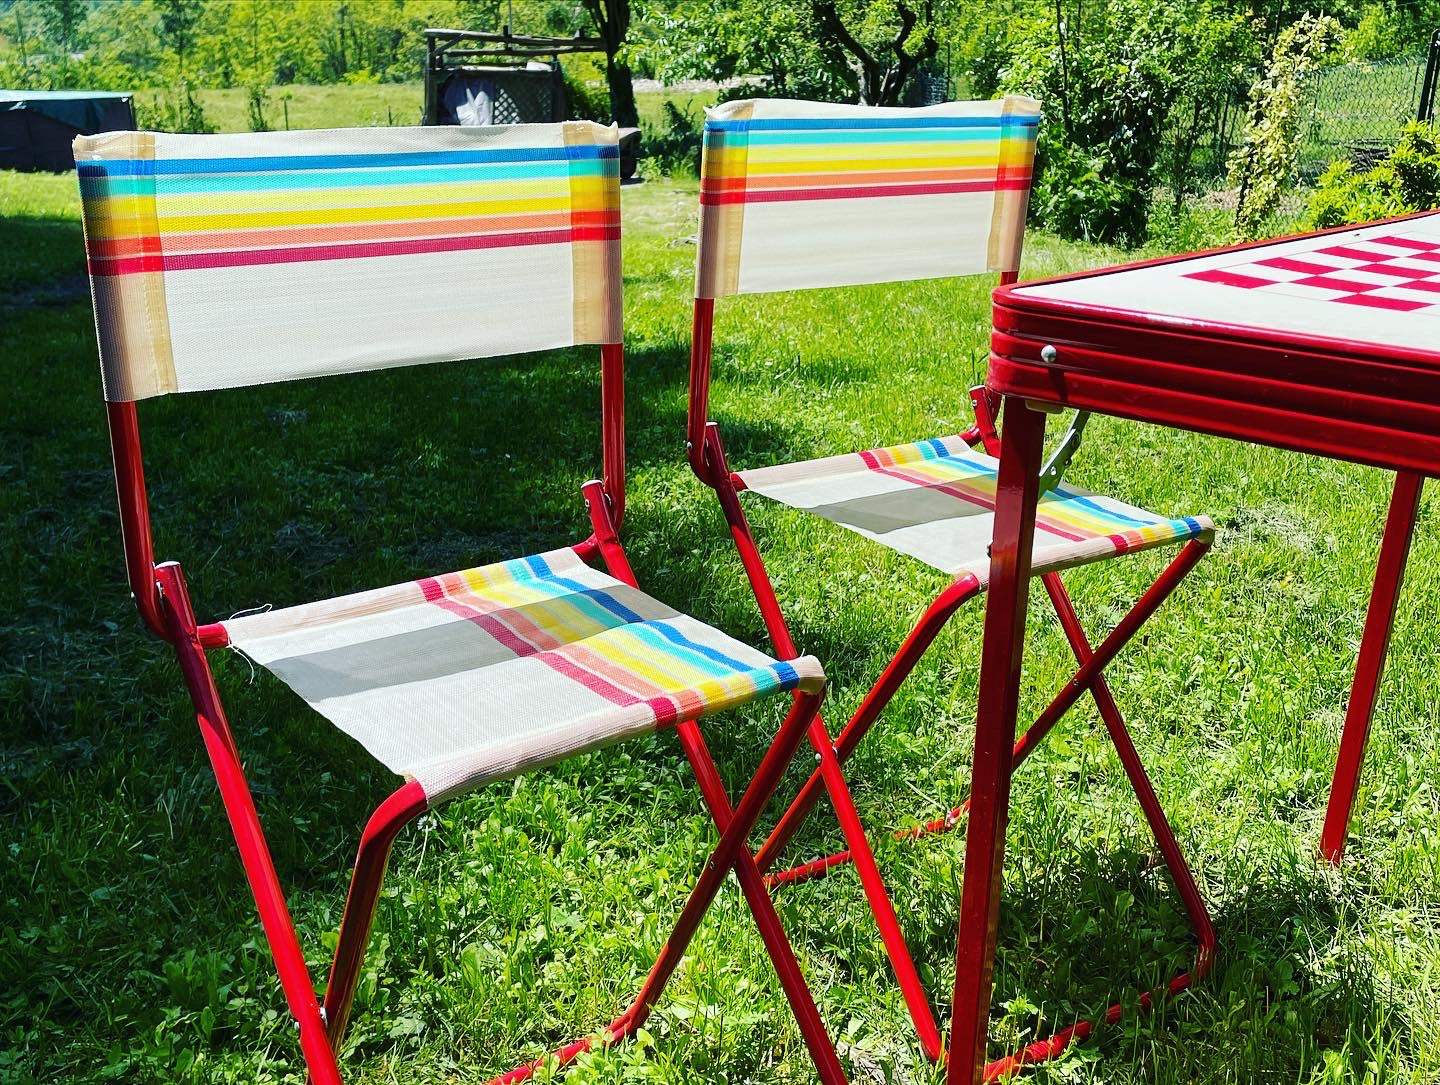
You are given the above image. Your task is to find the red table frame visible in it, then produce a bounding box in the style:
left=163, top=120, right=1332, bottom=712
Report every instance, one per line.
left=949, top=214, right=1439, bottom=1084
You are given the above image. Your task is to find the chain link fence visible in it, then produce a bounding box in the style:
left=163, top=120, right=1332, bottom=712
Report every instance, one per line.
left=1175, top=28, right=1440, bottom=189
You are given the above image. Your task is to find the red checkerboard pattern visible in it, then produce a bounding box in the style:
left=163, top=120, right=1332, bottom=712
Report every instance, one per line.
left=1183, top=231, right=1440, bottom=312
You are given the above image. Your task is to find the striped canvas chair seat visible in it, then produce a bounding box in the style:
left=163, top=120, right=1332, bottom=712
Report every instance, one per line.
left=223, top=548, right=824, bottom=804
left=738, top=435, right=1214, bottom=584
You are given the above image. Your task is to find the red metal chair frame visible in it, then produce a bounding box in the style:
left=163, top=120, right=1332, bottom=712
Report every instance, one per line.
left=106, top=341, right=848, bottom=1085
left=687, top=286, right=1216, bottom=1076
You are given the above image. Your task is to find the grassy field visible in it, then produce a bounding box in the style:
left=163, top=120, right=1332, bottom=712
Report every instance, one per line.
left=3, top=169, right=1439, bottom=1085
left=131, top=82, right=707, bottom=137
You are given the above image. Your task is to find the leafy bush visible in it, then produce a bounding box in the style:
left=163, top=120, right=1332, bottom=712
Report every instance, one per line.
left=134, top=82, right=216, bottom=134
left=1307, top=121, right=1440, bottom=227
left=1229, top=14, right=1342, bottom=240
left=563, top=72, right=611, bottom=124
left=245, top=84, right=270, bottom=132
left=990, top=0, right=1256, bottom=246
left=641, top=100, right=704, bottom=178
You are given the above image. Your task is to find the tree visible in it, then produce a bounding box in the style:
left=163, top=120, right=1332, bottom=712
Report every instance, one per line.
left=580, top=0, right=637, bottom=128
left=636, top=0, right=944, bottom=106
left=155, top=0, right=203, bottom=75
left=810, top=0, right=939, bottom=106
left=34, top=0, right=86, bottom=55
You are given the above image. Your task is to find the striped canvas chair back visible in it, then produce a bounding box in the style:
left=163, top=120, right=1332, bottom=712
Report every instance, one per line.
left=695, top=96, right=1039, bottom=299
left=76, top=123, right=621, bottom=402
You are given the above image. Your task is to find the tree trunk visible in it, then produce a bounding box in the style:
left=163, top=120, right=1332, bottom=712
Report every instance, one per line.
left=583, top=0, right=638, bottom=128
left=606, top=54, right=639, bottom=128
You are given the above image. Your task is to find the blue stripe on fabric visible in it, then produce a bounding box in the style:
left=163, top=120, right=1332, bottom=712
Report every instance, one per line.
left=76, top=142, right=618, bottom=179
left=633, top=620, right=761, bottom=677
left=1048, top=488, right=1158, bottom=528
left=921, top=438, right=953, bottom=460
left=80, top=158, right=611, bottom=198
left=933, top=450, right=997, bottom=477
left=706, top=114, right=1039, bottom=133
left=543, top=573, right=648, bottom=626
left=741, top=127, right=1027, bottom=147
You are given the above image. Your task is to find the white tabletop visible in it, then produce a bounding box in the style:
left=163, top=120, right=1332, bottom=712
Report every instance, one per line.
left=1013, top=213, right=1440, bottom=354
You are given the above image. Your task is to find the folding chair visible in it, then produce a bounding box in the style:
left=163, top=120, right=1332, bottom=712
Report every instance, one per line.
left=76, top=122, right=848, bottom=1085
left=686, top=97, right=1218, bottom=1075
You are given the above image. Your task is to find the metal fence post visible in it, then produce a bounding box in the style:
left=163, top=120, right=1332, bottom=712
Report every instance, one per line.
left=1419, top=29, right=1440, bottom=124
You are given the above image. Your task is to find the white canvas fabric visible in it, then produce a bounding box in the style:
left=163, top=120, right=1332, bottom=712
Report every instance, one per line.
left=695, top=96, right=1040, bottom=299
left=738, top=436, right=1214, bottom=585
left=76, top=123, right=622, bottom=401
left=223, top=548, right=825, bottom=804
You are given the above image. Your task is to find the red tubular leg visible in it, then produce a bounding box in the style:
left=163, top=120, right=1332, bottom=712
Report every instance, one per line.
left=599, top=341, right=626, bottom=530
left=1013, top=539, right=1213, bottom=751
left=672, top=711, right=849, bottom=1085
left=1041, top=572, right=1216, bottom=975
left=757, top=574, right=982, bottom=876
left=700, top=427, right=939, bottom=1056
left=620, top=691, right=824, bottom=1028
left=322, top=780, right=428, bottom=1050
left=581, top=478, right=638, bottom=587
left=153, top=562, right=343, bottom=1085
left=948, top=398, right=1047, bottom=1085
left=491, top=693, right=832, bottom=1085
left=1320, top=470, right=1424, bottom=864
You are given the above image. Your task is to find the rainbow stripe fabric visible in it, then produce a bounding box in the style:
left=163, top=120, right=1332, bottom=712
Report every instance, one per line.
left=695, top=97, right=1040, bottom=298
left=222, top=547, right=825, bottom=802
left=737, top=435, right=1212, bottom=584
left=75, top=123, right=622, bottom=402
left=78, top=141, right=618, bottom=277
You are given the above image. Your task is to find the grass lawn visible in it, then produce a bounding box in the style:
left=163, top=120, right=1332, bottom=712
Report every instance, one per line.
left=131, top=82, right=705, bottom=137
left=3, top=170, right=1439, bottom=1085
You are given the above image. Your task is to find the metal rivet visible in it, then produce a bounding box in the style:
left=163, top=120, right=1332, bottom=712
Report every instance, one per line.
left=1040, top=344, right=1058, bottom=365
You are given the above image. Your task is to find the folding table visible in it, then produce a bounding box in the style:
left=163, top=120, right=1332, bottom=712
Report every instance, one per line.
left=948, top=212, right=1440, bottom=1082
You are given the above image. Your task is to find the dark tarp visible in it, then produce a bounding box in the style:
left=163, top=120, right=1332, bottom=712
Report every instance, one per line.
left=0, top=90, right=135, bottom=172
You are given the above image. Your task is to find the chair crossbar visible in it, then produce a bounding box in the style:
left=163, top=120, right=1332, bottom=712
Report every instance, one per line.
left=693, top=363, right=1215, bottom=1073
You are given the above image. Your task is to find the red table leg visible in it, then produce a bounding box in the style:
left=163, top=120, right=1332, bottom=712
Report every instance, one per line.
left=1319, top=470, right=1425, bottom=864
left=947, top=398, right=1048, bottom=1085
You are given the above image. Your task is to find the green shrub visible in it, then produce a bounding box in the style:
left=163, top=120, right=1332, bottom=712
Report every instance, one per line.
left=991, top=0, right=1256, bottom=246
left=134, top=82, right=216, bottom=134
left=245, top=84, right=271, bottom=132
left=1229, top=14, right=1342, bottom=241
left=641, top=100, right=704, bottom=179
left=563, top=72, right=611, bottom=124
left=1307, top=121, right=1440, bottom=228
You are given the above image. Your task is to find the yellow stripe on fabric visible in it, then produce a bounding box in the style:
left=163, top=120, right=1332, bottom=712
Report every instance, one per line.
left=151, top=177, right=574, bottom=214
left=88, top=187, right=609, bottom=240
left=989, top=95, right=1040, bottom=273
left=566, top=121, right=621, bottom=346
left=741, top=149, right=1005, bottom=172
left=456, top=568, right=610, bottom=645
left=588, top=627, right=716, bottom=692
left=593, top=628, right=755, bottom=709
left=876, top=446, right=1160, bottom=540
left=82, top=132, right=178, bottom=401
left=696, top=101, right=752, bottom=299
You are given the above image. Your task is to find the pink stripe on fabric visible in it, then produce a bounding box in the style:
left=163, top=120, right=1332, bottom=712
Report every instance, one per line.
left=856, top=447, right=1089, bottom=543
left=90, top=225, right=621, bottom=276
left=699, top=176, right=1030, bottom=206
left=417, top=574, right=551, bottom=656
